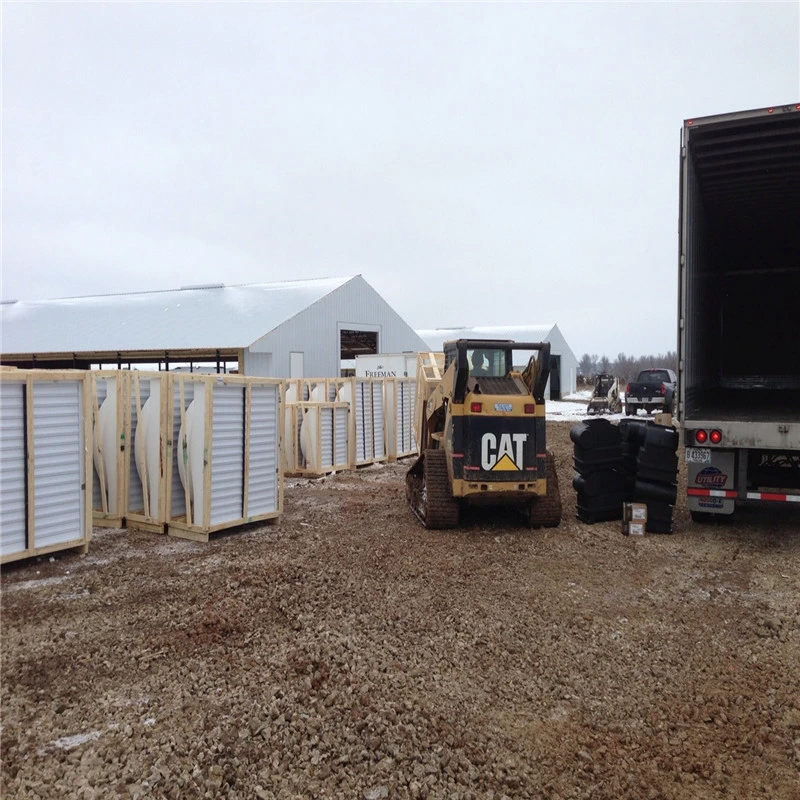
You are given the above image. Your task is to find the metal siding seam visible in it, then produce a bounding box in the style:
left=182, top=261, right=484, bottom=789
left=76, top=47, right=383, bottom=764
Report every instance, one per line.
left=32, top=381, right=83, bottom=548
left=247, top=384, right=278, bottom=516
left=0, top=381, right=27, bottom=557
left=210, top=383, right=244, bottom=526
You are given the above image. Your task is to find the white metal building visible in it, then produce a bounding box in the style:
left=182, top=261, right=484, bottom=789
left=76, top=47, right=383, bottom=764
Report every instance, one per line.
left=416, top=324, right=579, bottom=399
left=1, top=275, right=429, bottom=378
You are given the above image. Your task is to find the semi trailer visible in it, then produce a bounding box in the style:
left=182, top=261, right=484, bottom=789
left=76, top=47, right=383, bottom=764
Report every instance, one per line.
left=678, top=102, right=800, bottom=520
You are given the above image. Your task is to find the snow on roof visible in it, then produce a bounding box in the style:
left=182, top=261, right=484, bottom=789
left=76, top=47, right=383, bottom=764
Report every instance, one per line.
left=0, top=276, right=354, bottom=354
left=415, top=324, right=558, bottom=352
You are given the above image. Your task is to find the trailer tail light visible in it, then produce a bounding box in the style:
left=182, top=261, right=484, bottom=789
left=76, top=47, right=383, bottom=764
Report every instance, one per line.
left=470, top=402, right=482, bottom=413
left=695, top=429, right=708, bottom=444
left=710, top=429, right=722, bottom=444
left=524, top=404, right=535, bottom=414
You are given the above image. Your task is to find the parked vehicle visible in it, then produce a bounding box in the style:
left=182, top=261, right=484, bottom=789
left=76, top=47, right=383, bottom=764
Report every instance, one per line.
left=625, top=369, right=677, bottom=416
left=586, top=374, right=622, bottom=415
left=678, top=103, right=800, bottom=521
left=406, top=340, right=562, bottom=529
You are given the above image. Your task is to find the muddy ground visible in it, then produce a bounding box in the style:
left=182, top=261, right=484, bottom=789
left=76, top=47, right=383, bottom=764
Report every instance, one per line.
left=2, top=421, right=799, bottom=800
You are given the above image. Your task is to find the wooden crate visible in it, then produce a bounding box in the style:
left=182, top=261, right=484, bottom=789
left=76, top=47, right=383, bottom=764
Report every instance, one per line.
left=287, top=400, right=351, bottom=476
left=0, top=369, right=92, bottom=564
left=351, top=378, right=388, bottom=466
left=384, top=377, right=418, bottom=460
left=166, top=374, right=283, bottom=542
left=412, top=352, right=444, bottom=449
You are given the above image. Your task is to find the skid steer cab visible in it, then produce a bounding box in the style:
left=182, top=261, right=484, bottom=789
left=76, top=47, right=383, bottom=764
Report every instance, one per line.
left=406, top=339, right=562, bottom=529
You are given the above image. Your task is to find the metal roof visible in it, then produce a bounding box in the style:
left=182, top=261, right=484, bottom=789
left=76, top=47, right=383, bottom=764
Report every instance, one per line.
left=0, top=276, right=354, bottom=355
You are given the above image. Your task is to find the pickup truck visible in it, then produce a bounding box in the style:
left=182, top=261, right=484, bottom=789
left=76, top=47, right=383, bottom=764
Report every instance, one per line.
left=625, top=369, right=677, bottom=416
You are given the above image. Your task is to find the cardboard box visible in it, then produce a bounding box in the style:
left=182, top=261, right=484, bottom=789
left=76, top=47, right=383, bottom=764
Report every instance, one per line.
left=623, top=502, right=648, bottom=522
left=654, top=413, right=673, bottom=427
left=623, top=521, right=646, bottom=536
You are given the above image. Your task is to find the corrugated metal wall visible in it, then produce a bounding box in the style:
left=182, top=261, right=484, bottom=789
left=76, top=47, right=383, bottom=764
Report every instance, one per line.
left=209, top=385, right=245, bottom=526
left=247, top=383, right=279, bottom=517
left=246, top=277, right=428, bottom=378
left=0, top=381, right=27, bottom=557
left=32, top=381, right=85, bottom=548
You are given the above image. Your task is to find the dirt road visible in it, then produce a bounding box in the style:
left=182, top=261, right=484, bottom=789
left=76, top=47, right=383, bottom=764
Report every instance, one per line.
left=2, top=421, right=799, bottom=799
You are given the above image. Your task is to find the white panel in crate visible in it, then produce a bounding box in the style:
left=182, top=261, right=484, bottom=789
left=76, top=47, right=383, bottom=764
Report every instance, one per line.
left=247, top=383, right=279, bottom=517
left=355, top=380, right=373, bottom=462
left=171, top=381, right=194, bottom=518
left=93, top=377, right=119, bottom=513
left=91, top=378, right=109, bottom=511
left=319, top=408, right=334, bottom=469
left=210, top=384, right=245, bottom=526
left=334, top=407, right=348, bottom=466
left=372, top=383, right=385, bottom=459
left=0, top=381, right=27, bottom=558
left=33, top=381, right=85, bottom=549
left=130, top=377, right=153, bottom=516
left=395, top=381, right=416, bottom=455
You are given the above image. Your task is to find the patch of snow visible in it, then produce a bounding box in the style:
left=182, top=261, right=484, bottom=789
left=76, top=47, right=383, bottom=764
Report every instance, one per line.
left=41, top=730, right=103, bottom=753
left=4, top=576, right=70, bottom=592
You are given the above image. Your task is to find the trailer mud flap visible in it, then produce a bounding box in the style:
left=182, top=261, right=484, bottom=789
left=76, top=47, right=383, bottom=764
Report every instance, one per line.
left=687, top=451, right=736, bottom=514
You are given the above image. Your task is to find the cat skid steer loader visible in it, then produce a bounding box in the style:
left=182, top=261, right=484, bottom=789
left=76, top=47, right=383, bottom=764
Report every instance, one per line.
left=406, top=339, right=562, bottom=529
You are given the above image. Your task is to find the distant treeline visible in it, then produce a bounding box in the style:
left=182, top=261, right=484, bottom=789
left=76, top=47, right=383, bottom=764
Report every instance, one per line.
left=578, top=352, right=678, bottom=385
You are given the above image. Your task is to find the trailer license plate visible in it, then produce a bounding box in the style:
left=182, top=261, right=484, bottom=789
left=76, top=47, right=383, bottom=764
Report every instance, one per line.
left=686, top=447, right=711, bottom=464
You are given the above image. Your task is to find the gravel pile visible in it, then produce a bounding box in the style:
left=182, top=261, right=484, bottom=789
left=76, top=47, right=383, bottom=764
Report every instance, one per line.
left=2, top=422, right=799, bottom=799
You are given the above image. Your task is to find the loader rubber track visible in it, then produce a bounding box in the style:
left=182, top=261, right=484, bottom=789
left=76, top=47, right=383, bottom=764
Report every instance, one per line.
left=406, top=449, right=460, bottom=529
left=527, top=450, right=562, bottom=528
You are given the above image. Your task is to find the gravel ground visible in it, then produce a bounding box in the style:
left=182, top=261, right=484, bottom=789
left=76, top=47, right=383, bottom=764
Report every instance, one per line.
left=2, top=420, right=799, bottom=800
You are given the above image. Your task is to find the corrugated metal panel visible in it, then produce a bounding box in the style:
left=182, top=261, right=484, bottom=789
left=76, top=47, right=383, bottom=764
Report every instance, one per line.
left=355, top=381, right=373, bottom=462
left=334, top=407, right=348, bottom=466
left=0, top=381, right=27, bottom=557
left=395, top=380, right=416, bottom=456
left=241, top=351, right=273, bottom=378
left=32, top=381, right=85, bottom=548
left=372, top=384, right=385, bottom=459
left=209, top=384, right=245, bottom=525
left=319, top=409, right=334, bottom=469
left=353, top=380, right=386, bottom=463
left=246, top=276, right=430, bottom=378
left=247, top=384, right=279, bottom=517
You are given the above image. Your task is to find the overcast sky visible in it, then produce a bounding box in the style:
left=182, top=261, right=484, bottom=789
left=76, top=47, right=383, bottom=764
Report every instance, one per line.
left=3, top=2, right=799, bottom=358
